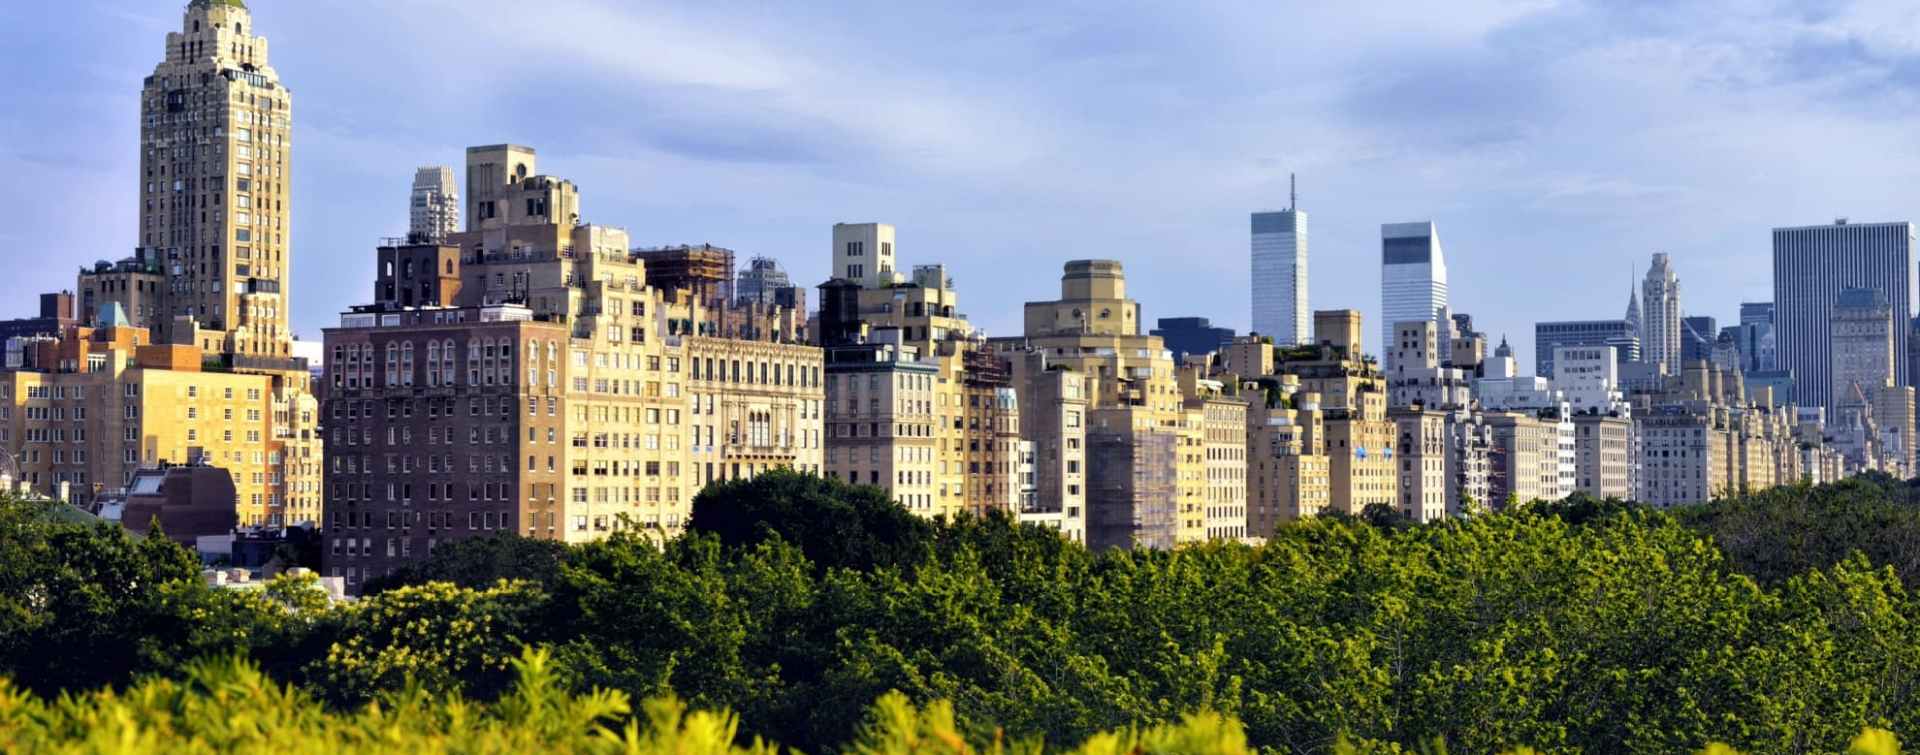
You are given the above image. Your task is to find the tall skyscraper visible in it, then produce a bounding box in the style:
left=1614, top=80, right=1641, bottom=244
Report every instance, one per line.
left=1381, top=222, right=1449, bottom=368
left=134, top=0, right=293, bottom=358
left=1773, top=220, right=1916, bottom=411
left=1641, top=254, right=1682, bottom=375
left=31, top=0, right=324, bottom=527
left=409, top=166, right=459, bottom=242
left=1251, top=176, right=1309, bottom=345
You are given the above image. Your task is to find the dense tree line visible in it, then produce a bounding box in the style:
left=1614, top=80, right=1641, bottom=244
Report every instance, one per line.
left=6, top=472, right=1920, bottom=752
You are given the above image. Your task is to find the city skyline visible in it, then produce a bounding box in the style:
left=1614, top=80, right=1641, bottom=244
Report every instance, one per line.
left=0, top=0, right=1891, bottom=582
left=5, top=1, right=1918, bottom=374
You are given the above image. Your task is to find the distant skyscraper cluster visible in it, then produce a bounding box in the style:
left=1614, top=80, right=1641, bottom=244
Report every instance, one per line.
left=408, top=166, right=459, bottom=242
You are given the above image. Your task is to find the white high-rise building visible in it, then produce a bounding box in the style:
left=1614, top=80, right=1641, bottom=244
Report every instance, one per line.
left=831, top=223, right=900, bottom=289
left=1642, top=253, right=1682, bottom=376
left=1554, top=345, right=1627, bottom=415
left=1381, top=222, right=1449, bottom=369
left=1251, top=179, right=1308, bottom=345
left=409, top=166, right=460, bottom=242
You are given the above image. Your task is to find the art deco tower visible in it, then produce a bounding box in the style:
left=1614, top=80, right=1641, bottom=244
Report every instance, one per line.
left=138, top=0, right=293, bottom=357
left=1642, top=253, right=1682, bottom=376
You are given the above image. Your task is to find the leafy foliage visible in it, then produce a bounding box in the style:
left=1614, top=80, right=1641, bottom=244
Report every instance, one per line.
left=688, top=470, right=938, bottom=571
left=8, top=474, right=1920, bottom=752
left=1676, top=474, right=1920, bottom=588
left=361, top=533, right=569, bottom=595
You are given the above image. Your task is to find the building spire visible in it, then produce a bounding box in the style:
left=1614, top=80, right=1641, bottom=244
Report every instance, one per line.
left=1290, top=173, right=1297, bottom=212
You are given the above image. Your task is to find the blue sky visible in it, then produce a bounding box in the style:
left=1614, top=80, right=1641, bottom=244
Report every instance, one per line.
left=4, top=0, right=1919, bottom=373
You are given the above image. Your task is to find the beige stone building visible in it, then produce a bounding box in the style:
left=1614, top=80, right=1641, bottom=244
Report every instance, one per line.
left=55, top=0, right=323, bottom=528
left=1, top=314, right=317, bottom=526
left=1005, top=351, right=1088, bottom=543
left=1389, top=407, right=1449, bottom=522
left=1571, top=412, right=1633, bottom=499
left=818, top=228, right=1020, bottom=521
left=1220, top=336, right=1273, bottom=382
left=1272, top=311, right=1396, bottom=516
left=823, top=342, right=941, bottom=515
left=987, top=260, right=1224, bottom=548
left=1184, top=376, right=1248, bottom=540
left=322, top=146, right=821, bottom=589
left=686, top=337, right=825, bottom=488
left=1637, top=407, right=1725, bottom=507
left=1487, top=412, right=1557, bottom=508
left=1245, top=382, right=1330, bottom=535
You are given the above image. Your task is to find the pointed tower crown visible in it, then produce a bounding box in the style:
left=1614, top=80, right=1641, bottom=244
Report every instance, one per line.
left=1625, top=284, right=1643, bottom=330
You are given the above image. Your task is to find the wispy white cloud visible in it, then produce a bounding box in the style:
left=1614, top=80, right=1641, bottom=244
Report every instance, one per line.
left=4, top=0, right=1920, bottom=369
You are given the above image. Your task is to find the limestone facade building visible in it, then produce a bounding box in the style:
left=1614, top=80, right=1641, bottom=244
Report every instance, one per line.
left=1, top=311, right=318, bottom=526
left=1275, top=310, right=1396, bottom=516
left=1390, top=407, right=1450, bottom=522
left=989, top=260, right=1218, bottom=548
left=1187, top=377, right=1248, bottom=539
left=47, top=0, right=324, bottom=528
left=1006, top=352, right=1088, bottom=542
left=1572, top=412, right=1634, bottom=499
left=1245, top=381, right=1329, bottom=535
left=1486, top=412, right=1557, bottom=507
left=819, top=229, right=1020, bottom=521
left=321, top=145, right=821, bottom=589
left=824, top=342, right=941, bottom=515
left=126, top=0, right=294, bottom=358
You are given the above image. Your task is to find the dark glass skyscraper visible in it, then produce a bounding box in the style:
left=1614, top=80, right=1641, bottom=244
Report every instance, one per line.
left=1151, top=317, right=1236, bottom=364
left=1533, top=320, right=1638, bottom=378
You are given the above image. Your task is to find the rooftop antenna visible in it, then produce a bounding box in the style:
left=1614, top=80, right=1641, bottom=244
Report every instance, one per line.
left=1289, top=173, right=1297, bottom=212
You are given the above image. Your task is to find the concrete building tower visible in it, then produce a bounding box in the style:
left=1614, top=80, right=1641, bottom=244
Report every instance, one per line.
left=1642, top=253, right=1682, bottom=376
left=1251, top=175, right=1309, bottom=345
left=831, top=223, right=900, bottom=289
left=1773, top=220, right=1916, bottom=411
left=409, top=166, right=459, bottom=242
left=132, top=0, right=294, bottom=357
left=1381, top=222, right=1449, bottom=371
